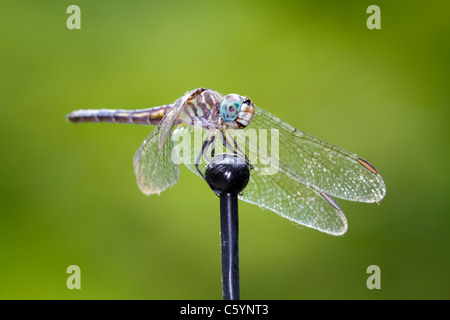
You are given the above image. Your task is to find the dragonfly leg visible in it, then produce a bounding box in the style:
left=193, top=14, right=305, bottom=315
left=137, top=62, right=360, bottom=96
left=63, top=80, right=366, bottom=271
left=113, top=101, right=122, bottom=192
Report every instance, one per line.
left=203, top=134, right=217, bottom=163
left=210, top=136, right=216, bottom=159
left=223, top=130, right=254, bottom=171
left=195, top=134, right=215, bottom=179
left=218, top=130, right=236, bottom=153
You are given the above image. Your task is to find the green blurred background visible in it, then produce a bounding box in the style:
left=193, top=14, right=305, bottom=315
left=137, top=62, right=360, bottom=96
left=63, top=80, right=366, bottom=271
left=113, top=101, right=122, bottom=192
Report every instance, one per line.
left=0, top=0, right=448, bottom=299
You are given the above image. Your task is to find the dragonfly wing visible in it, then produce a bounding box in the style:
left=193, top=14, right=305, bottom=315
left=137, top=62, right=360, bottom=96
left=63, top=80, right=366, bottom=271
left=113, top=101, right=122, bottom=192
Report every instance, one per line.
left=133, top=99, right=187, bottom=195
left=174, top=125, right=347, bottom=235
left=242, top=166, right=347, bottom=235
left=134, top=126, right=180, bottom=195
left=172, top=124, right=210, bottom=176
left=157, top=88, right=206, bottom=149
left=247, top=106, right=386, bottom=203
left=133, top=89, right=207, bottom=195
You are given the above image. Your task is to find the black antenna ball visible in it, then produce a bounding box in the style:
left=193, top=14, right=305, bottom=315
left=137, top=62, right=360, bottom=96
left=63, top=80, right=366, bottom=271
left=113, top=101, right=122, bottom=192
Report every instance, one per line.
left=205, top=153, right=250, bottom=195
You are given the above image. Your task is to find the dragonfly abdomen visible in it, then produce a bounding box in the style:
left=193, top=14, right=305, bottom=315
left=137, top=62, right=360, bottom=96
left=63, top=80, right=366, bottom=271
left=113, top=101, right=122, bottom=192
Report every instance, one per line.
left=67, top=106, right=173, bottom=125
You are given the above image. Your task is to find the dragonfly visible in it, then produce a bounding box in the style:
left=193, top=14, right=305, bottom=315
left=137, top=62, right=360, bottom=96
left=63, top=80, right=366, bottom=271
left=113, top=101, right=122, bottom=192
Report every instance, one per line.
left=68, top=88, right=386, bottom=235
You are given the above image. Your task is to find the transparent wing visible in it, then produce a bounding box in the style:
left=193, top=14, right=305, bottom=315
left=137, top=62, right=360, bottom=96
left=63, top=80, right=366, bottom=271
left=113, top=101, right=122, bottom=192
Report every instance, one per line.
left=172, top=125, right=347, bottom=235
left=133, top=126, right=179, bottom=195
left=245, top=106, right=386, bottom=203
left=172, top=105, right=385, bottom=234
left=155, top=89, right=197, bottom=149
left=133, top=88, right=206, bottom=195
left=242, top=164, right=347, bottom=235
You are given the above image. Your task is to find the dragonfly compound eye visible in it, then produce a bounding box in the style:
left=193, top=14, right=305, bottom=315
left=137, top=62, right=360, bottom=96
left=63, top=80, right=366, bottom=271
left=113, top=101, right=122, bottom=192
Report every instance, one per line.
left=220, top=94, right=243, bottom=122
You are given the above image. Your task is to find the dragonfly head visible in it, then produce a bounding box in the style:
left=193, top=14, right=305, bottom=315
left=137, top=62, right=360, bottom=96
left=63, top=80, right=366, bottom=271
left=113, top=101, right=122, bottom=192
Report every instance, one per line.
left=220, top=94, right=255, bottom=129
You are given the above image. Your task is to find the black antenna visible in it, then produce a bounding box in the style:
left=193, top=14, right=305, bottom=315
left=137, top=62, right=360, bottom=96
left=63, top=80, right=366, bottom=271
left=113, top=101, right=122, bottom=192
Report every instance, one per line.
left=205, top=153, right=250, bottom=300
